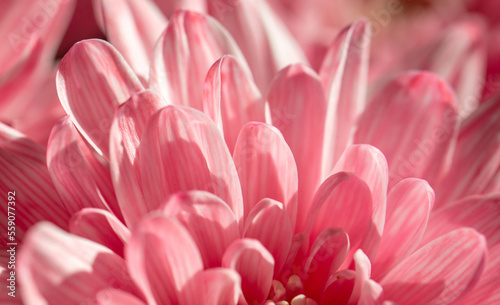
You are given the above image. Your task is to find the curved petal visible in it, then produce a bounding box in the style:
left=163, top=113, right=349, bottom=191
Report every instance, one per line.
left=139, top=105, right=243, bottom=221
left=354, top=71, right=459, bottom=188
left=56, top=39, right=144, bottom=158
left=93, top=0, right=167, bottom=80
left=436, top=95, right=500, bottom=208
left=161, top=191, right=239, bottom=268
left=109, top=90, right=167, bottom=227
left=150, top=10, right=247, bottom=110
left=126, top=215, right=203, bottom=305
left=19, top=222, right=136, bottom=305
left=182, top=268, right=242, bottom=305
left=381, top=228, right=487, bottom=305
left=233, top=122, right=298, bottom=228
left=372, top=178, right=434, bottom=280
left=69, top=208, right=130, bottom=257
left=202, top=55, right=265, bottom=151
left=47, top=117, right=122, bottom=220
left=349, top=250, right=372, bottom=304
left=320, top=20, right=370, bottom=175
left=332, top=144, right=388, bottom=260
left=222, top=238, right=274, bottom=305
left=96, top=289, right=146, bottom=305
left=321, top=270, right=356, bottom=305
left=359, top=280, right=384, bottom=305
left=243, top=198, right=293, bottom=276
left=455, top=275, right=500, bottom=305
left=267, top=64, right=327, bottom=229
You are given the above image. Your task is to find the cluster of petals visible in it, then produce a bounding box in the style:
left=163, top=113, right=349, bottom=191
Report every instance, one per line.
left=0, top=1, right=500, bottom=305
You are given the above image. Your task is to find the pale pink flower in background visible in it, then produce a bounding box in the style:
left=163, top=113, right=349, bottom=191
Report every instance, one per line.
left=0, top=0, right=500, bottom=305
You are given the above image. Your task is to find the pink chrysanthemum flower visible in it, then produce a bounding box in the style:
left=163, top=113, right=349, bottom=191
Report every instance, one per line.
left=1, top=1, right=500, bottom=305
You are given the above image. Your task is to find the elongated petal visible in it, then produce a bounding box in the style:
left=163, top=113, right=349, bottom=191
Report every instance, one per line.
left=233, top=122, right=298, bottom=228
left=244, top=199, right=293, bottom=276
left=320, top=20, right=370, bottom=175
left=332, top=144, right=388, bottom=260
left=354, top=72, right=459, bottom=188
left=0, top=124, right=70, bottom=239
left=47, top=117, right=122, bottom=220
left=93, top=0, right=167, bottom=80
left=455, top=275, right=500, bottom=305
left=222, top=238, right=275, bottom=305
left=421, top=194, right=500, bottom=277
left=182, top=268, right=242, bottom=305
left=96, top=289, right=146, bottom=305
left=109, top=90, right=167, bottom=227
left=436, top=95, right=500, bottom=207
left=203, top=55, right=265, bottom=151
left=303, top=228, right=350, bottom=301
left=139, top=105, right=243, bottom=221
left=372, top=179, right=434, bottom=280
left=359, top=280, right=384, bottom=305
left=57, top=39, right=144, bottom=158
left=69, top=208, right=130, bottom=257
left=126, top=216, right=203, bottom=305
left=150, top=10, right=247, bottom=110
left=19, top=222, right=136, bottom=305
left=349, top=250, right=372, bottom=304
left=305, top=172, right=372, bottom=265
left=381, top=228, right=487, bottom=305
left=268, top=64, right=327, bottom=229
left=161, top=191, right=239, bottom=268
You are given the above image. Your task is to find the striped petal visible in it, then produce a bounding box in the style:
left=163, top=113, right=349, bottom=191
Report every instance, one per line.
left=139, top=105, right=243, bottom=221
left=455, top=275, right=500, bottom=305
left=182, top=268, right=242, bottom=305
left=381, top=228, right=487, bottom=305
left=150, top=10, right=247, bottom=110
left=96, top=289, right=146, bottom=305
left=233, top=122, right=298, bottom=228
left=56, top=39, right=144, bottom=158
left=109, top=90, right=167, bottom=227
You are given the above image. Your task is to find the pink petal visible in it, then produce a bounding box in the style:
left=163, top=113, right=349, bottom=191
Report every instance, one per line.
left=358, top=280, right=384, bottom=305
left=233, top=122, right=298, bottom=228
left=139, top=105, right=243, bottom=221
left=455, top=275, right=500, bottom=305
left=151, top=0, right=207, bottom=17
left=354, top=71, right=459, bottom=188
left=93, top=0, right=167, bottom=80
left=332, top=144, right=388, bottom=260
left=243, top=198, right=293, bottom=276
left=126, top=215, right=203, bottom=305
left=222, top=238, right=275, bottom=305
left=47, top=117, right=122, bottom=220
left=279, top=233, right=306, bottom=283
left=96, top=289, right=146, bottom=305
left=421, top=194, right=500, bottom=278
left=69, top=208, right=130, bottom=257
left=182, top=268, right=242, bottom=305
left=150, top=10, right=247, bottom=110
left=0, top=124, right=70, bottom=240
left=161, top=191, right=240, bottom=268
left=436, top=95, right=500, bottom=207
left=305, top=172, right=372, bottom=265
left=372, top=178, right=434, bottom=280
left=302, top=228, right=350, bottom=301
left=203, top=55, right=265, bottom=152
left=208, top=0, right=308, bottom=92
left=19, top=222, right=136, bottom=305
left=267, top=64, right=327, bottom=230
left=320, top=20, right=370, bottom=175
left=109, top=90, right=167, bottom=227
left=381, top=228, right=487, bottom=305
left=321, top=270, right=356, bottom=305
left=349, top=250, right=372, bottom=304
left=57, top=39, right=144, bottom=159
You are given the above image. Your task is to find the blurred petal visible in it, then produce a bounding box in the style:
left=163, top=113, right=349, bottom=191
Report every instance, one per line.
left=222, top=238, right=275, bottom=305
left=358, top=280, right=384, bottom=305
left=233, top=122, right=298, bottom=228
left=57, top=39, right=144, bottom=158
left=381, top=228, right=487, bottom=305
left=139, top=105, right=243, bottom=221
left=455, top=275, right=500, bottom=305
left=322, top=270, right=356, bottom=305
left=354, top=72, right=459, bottom=188
left=183, top=268, right=242, bottom=305
left=372, top=179, right=434, bottom=280
left=126, top=216, right=203, bottom=305
left=162, top=191, right=239, bottom=268
left=96, top=289, right=146, bottom=305
left=320, top=20, right=370, bottom=175
left=150, top=10, right=247, bottom=110
left=203, top=55, right=265, bottom=151
left=109, top=90, right=166, bottom=227
left=19, top=222, right=135, bottom=305
left=348, top=250, right=372, bottom=304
